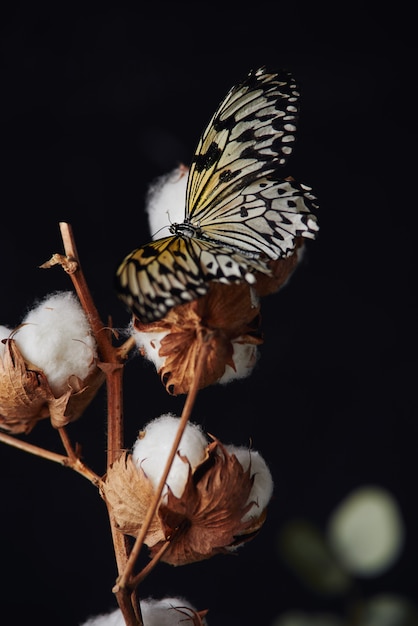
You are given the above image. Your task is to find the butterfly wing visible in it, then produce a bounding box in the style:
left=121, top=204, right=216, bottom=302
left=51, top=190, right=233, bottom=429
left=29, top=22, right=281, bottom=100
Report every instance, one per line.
left=115, top=236, right=269, bottom=323
left=186, top=67, right=318, bottom=258
left=116, top=67, right=319, bottom=323
left=194, top=174, right=319, bottom=258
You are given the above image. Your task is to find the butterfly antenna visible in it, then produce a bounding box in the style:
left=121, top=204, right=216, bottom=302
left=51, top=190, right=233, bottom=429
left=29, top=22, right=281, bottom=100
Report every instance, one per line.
left=150, top=222, right=171, bottom=239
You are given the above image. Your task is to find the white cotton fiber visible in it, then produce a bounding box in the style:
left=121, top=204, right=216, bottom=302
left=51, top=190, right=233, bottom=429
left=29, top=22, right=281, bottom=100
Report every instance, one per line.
left=226, top=445, right=274, bottom=522
left=145, top=166, right=188, bottom=238
left=14, top=291, right=97, bottom=396
left=132, top=414, right=208, bottom=498
left=80, top=596, right=208, bottom=626
left=219, top=342, right=259, bottom=385
left=131, top=324, right=259, bottom=387
left=130, top=323, right=168, bottom=372
left=80, top=608, right=124, bottom=626
left=141, top=596, right=208, bottom=626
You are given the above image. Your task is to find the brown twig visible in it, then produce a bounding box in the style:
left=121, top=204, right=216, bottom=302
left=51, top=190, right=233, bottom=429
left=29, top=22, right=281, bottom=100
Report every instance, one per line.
left=0, top=431, right=102, bottom=485
left=58, top=425, right=78, bottom=461
left=53, top=222, right=141, bottom=626
left=58, top=223, right=114, bottom=362
left=130, top=540, right=171, bottom=587
left=117, top=336, right=137, bottom=361
left=53, top=223, right=127, bottom=471
left=37, top=223, right=213, bottom=624
left=99, top=360, right=135, bottom=608
left=0, top=430, right=69, bottom=464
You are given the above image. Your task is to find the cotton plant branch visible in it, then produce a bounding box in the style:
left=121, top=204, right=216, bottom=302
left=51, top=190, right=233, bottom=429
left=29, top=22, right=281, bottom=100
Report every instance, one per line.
left=113, top=334, right=211, bottom=596
left=42, top=222, right=145, bottom=626
left=0, top=429, right=101, bottom=484
left=130, top=540, right=172, bottom=587
left=0, top=222, right=143, bottom=625
left=1, top=222, right=209, bottom=626
left=58, top=426, right=103, bottom=486
left=42, top=223, right=136, bottom=462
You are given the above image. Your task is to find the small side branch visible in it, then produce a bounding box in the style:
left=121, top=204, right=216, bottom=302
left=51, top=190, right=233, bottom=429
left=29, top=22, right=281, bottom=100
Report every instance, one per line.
left=0, top=431, right=102, bottom=486
left=0, top=431, right=68, bottom=464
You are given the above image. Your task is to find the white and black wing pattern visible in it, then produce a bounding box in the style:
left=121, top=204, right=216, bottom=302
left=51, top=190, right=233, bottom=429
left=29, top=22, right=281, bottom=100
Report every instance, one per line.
left=185, top=66, right=319, bottom=258
left=193, top=174, right=318, bottom=259
left=115, top=236, right=270, bottom=322
left=115, top=67, right=319, bottom=323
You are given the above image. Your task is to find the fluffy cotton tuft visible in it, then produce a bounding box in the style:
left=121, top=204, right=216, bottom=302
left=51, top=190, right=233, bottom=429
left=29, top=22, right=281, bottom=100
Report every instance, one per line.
left=146, top=166, right=188, bottom=239
left=130, top=323, right=168, bottom=372
left=226, top=445, right=274, bottom=522
left=13, top=291, right=97, bottom=396
left=142, top=596, right=208, bottom=626
left=80, top=596, right=208, bottom=626
left=131, top=323, right=258, bottom=387
left=132, top=414, right=209, bottom=498
left=218, top=342, right=259, bottom=385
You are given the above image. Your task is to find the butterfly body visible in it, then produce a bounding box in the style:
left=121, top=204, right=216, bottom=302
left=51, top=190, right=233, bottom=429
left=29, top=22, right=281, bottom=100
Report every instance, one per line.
left=116, top=67, right=319, bottom=323
left=170, top=220, right=202, bottom=241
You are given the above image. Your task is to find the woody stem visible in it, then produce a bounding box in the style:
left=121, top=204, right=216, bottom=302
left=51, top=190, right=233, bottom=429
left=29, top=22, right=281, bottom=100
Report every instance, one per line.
left=57, top=222, right=141, bottom=626
left=114, top=337, right=211, bottom=593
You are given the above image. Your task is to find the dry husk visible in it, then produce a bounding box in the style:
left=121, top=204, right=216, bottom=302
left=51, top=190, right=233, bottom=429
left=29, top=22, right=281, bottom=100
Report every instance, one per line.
left=0, top=338, right=105, bottom=434
left=133, top=282, right=263, bottom=395
left=254, top=236, right=305, bottom=296
left=102, top=440, right=268, bottom=566
left=132, top=235, right=304, bottom=395
left=100, top=451, right=166, bottom=545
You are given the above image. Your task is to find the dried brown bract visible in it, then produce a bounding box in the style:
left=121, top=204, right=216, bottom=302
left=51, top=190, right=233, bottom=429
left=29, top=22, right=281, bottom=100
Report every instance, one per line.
left=100, top=451, right=166, bottom=544
left=132, top=231, right=306, bottom=396
left=102, top=440, right=268, bottom=567
left=0, top=338, right=105, bottom=434
left=254, top=236, right=305, bottom=297
left=133, top=282, right=263, bottom=395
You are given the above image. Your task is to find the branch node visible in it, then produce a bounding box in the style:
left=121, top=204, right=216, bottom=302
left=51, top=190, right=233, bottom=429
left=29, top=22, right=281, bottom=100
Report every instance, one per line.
left=39, top=253, right=79, bottom=274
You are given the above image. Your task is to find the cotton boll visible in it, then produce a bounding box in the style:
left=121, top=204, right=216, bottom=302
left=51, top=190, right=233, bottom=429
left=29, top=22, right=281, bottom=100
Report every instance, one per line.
left=132, top=322, right=255, bottom=384
left=132, top=414, right=209, bottom=498
left=132, top=326, right=260, bottom=392
left=80, top=597, right=208, bottom=626
left=141, top=596, right=208, bottom=626
left=104, top=428, right=270, bottom=563
left=146, top=166, right=188, bottom=238
left=14, top=291, right=97, bottom=396
left=226, top=445, right=274, bottom=522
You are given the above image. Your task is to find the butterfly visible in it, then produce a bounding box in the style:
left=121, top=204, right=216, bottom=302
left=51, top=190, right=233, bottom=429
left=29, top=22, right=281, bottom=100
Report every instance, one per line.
left=115, top=66, right=319, bottom=323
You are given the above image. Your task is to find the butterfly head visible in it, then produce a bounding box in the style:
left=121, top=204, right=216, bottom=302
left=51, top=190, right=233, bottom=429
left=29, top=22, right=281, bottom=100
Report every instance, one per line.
left=169, top=220, right=201, bottom=239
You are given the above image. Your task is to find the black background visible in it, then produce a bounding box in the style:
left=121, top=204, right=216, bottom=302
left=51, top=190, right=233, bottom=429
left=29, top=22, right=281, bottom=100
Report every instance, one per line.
left=1, top=5, right=417, bottom=625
